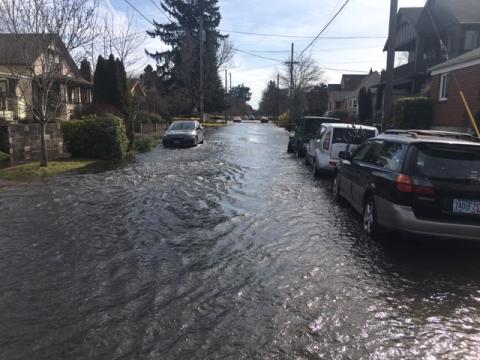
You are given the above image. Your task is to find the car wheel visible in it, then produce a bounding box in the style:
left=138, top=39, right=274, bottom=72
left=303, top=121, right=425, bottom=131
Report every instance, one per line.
left=194, top=137, right=199, bottom=147
left=363, top=195, right=380, bottom=238
left=287, top=141, right=294, bottom=153
left=332, top=173, right=341, bottom=200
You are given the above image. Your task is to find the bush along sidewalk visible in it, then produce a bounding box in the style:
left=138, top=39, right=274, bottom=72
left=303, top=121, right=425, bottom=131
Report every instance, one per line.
left=62, top=114, right=129, bottom=160
left=0, top=151, right=10, bottom=162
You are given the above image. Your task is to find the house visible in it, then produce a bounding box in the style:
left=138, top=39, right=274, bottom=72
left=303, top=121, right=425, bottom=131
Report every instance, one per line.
left=429, top=47, right=480, bottom=134
left=343, top=71, right=381, bottom=118
left=128, top=79, right=146, bottom=98
left=379, top=0, right=480, bottom=99
left=0, top=33, right=92, bottom=123
left=327, top=74, right=367, bottom=115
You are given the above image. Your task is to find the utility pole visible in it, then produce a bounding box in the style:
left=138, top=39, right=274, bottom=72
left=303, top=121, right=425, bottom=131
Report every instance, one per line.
left=199, top=0, right=205, bottom=123
left=225, top=68, right=228, bottom=123
left=285, top=43, right=299, bottom=125
left=229, top=72, right=232, bottom=92
left=276, top=72, right=280, bottom=123
left=383, top=0, right=398, bottom=131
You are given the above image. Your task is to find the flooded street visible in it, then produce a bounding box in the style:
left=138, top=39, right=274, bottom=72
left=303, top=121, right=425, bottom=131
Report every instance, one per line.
left=2, top=123, right=480, bottom=359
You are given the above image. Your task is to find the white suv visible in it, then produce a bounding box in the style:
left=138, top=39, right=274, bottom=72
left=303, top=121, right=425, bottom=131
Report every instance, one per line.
left=306, top=123, right=378, bottom=177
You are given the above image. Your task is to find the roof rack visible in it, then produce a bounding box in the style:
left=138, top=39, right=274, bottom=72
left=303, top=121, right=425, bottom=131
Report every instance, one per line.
left=383, top=129, right=480, bottom=142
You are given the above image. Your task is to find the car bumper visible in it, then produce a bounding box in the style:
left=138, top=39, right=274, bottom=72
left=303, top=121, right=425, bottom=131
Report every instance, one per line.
left=376, top=196, right=480, bottom=241
left=163, top=137, right=196, bottom=147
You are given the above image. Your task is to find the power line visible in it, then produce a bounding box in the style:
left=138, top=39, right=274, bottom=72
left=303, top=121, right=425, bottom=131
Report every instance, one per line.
left=121, top=0, right=155, bottom=26
left=220, top=28, right=385, bottom=40
left=233, top=48, right=284, bottom=63
left=300, top=0, right=351, bottom=56
left=149, top=0, right=173, bottom=22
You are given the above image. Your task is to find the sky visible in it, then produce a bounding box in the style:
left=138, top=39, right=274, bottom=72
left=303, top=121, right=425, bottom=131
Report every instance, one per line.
left=108, top=0, right=427, bottom=108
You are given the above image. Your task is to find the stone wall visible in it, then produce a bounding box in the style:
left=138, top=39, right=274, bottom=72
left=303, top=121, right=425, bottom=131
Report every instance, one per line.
left=0, top=123, right=64, bottom=162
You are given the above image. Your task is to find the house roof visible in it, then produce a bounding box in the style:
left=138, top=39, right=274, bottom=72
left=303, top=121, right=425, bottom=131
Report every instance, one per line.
left=0, top=33, right=83, bottom=80
left=341, top=74, right=366, bottom=91
left=417, top=0, right=480, bottom=33
left=327, top=84, right=341, bottom=92
left=0, top=34, right=57, bottom=65
left=383, top=8, right=422, bottom=51
left=128, top=78, right=146, bottom=97
left=429, top=47, right=480, bottom=74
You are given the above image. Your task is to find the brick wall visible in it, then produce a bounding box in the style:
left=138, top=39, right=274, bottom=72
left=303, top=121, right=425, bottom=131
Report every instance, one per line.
left=0, top=124, right=65, bottom=162
left=431, top=64, right=480, bottom=133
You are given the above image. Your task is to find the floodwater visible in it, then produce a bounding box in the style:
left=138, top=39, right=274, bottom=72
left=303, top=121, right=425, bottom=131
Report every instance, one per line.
left=1, top=123, right=480, bottom=359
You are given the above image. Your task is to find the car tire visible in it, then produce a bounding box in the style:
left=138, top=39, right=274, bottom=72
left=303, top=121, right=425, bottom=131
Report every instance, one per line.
left=194, top=137, right=199, bottom=147
left=332, top=173, right=341, bottom=201
left=287, top=141, right=294, bottom=153
left=363, top=195, right=381, bottom=238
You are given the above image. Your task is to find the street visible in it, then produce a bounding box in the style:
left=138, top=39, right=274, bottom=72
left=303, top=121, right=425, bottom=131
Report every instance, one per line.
left=1, top=123, right=480, bottom=359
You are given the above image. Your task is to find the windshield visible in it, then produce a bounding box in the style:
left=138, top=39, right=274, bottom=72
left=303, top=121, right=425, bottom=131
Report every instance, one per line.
left=169, top=122, right=196, bottom=131
left=413, top=143, right=480, bottom=182
left=332, top=128, right=376, bottom=145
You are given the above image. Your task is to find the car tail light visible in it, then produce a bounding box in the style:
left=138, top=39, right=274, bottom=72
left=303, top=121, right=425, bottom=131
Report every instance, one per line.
left=323, top=132, right=331, bottom=151
left=412, top=177, right=435, bottom=195
left=396, top=174, right=413, bottom=193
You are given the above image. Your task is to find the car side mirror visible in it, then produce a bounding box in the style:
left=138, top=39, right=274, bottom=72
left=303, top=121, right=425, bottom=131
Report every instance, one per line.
left=339, top=151, right=352, bottom=160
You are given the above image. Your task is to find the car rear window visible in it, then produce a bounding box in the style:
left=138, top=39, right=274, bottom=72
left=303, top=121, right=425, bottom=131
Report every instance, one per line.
left=413, top=143, right=480, bottom=182
left=332, top=128, right=376, bottom=145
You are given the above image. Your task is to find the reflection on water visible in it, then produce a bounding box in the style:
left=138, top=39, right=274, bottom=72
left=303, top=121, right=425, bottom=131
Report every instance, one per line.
left=1, top=123, right=480, bottom=359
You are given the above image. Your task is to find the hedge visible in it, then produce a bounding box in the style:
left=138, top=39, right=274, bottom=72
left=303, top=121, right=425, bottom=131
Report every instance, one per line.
left=0, top=151, right=10, bottom=161
left=393, top=97, right=433, bottom=129
left=136, top=112, right=163, bottom=125
left=62, top=114, right=129, bottom=160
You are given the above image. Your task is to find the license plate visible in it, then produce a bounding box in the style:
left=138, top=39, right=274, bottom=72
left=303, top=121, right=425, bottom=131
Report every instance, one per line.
left=453, top=199, right=480, bottom=215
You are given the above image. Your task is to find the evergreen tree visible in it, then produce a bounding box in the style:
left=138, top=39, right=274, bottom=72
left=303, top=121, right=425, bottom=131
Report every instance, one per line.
left=358, top=87, right=370, bottom=123
left=259, top=81, right=288, bottom=117
left=80, top=59, right=93, bottom=82
left=147, top=0, right=226, bottom=114
left=366, top=89, right=373, bottom=121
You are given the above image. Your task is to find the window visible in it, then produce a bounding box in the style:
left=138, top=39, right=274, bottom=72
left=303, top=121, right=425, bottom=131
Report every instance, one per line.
left=464, top=30, right=479, bottom=51
left=439, top=73, right=449, bottom=101
left=353, top=141, right=373, bottom=161
left=0, top=79, right=7, bottom=98
left=0, top=79, right=7, bottom=110
left=373, top=141, right=407, bottom=171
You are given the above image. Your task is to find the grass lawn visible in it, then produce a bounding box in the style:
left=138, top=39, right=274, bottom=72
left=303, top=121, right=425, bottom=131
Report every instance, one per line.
left=203, top=122, right=228, bottom=127
left=0, top=159, right=99, bottom=181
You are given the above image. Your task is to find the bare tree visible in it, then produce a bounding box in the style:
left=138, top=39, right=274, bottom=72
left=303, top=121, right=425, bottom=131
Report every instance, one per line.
left=0, top=0, right=99, bottom=166
left=280, top=52, right=325, bottom=90
left=217, top=38, right=235, bottom=70
left=88, top=12, right=146, bottom=70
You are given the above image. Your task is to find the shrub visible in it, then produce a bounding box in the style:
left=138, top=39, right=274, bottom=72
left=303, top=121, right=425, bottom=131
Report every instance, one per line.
left=393, top=97, right=432, bottom=129
left=0, top=151, right=10, bottom=161
left=62, top=114, right=129, bottom=160
left=133, top=136, right=158, bottom=153
left=329, top=110, right=350, bottom=121
left=136, top=112, right=163, bottom=125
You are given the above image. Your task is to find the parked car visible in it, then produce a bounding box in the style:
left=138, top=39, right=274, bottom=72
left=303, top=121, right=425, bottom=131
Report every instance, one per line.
left=233, top=116, right=242, bottom=123
left=332, top=130, right=480, bottom=240
left=163, top=120, right=205, bottom=148
left=249, top=115, right=256, bottom=120
left=287, top=116, right=340, bottom=157
left=306, top=123, right=378, bottom=176
left=260, top=116, right=269, bottom=123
